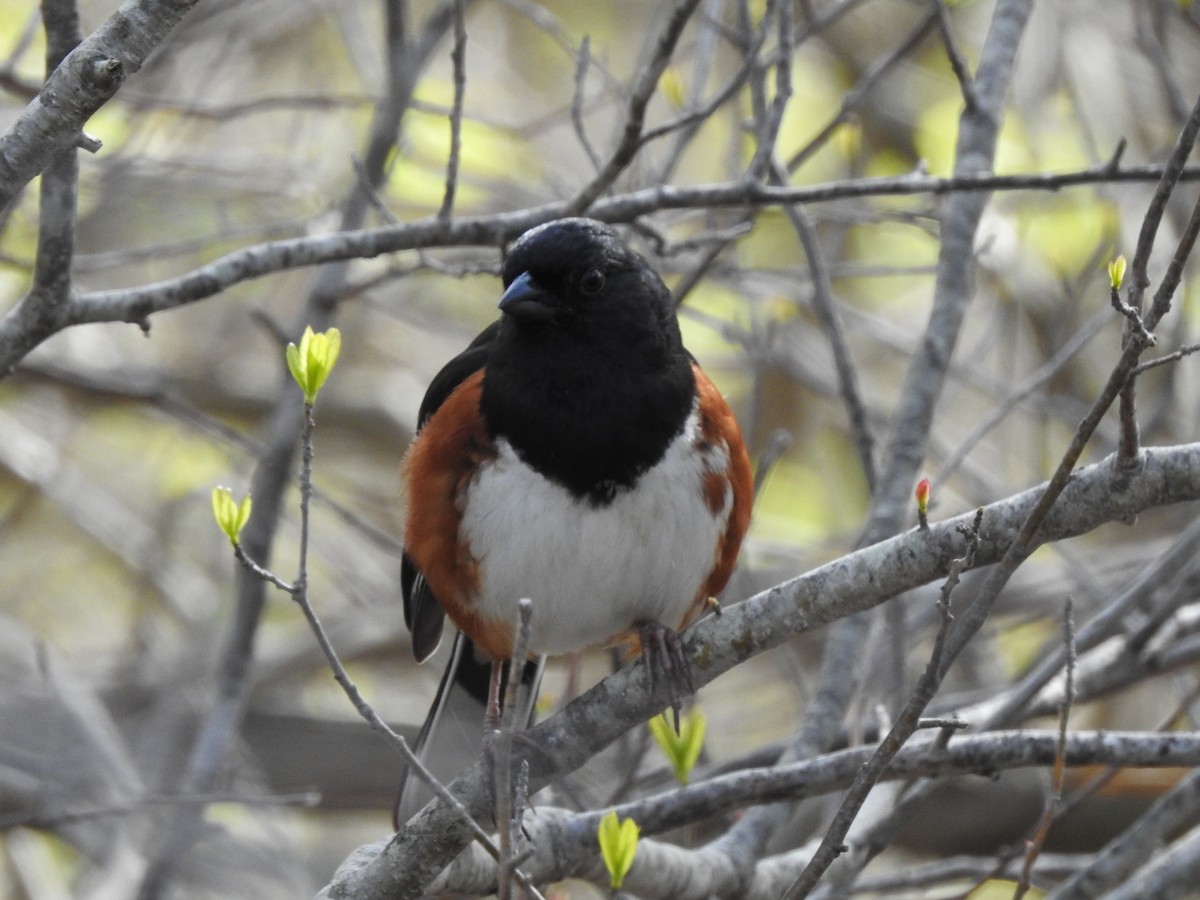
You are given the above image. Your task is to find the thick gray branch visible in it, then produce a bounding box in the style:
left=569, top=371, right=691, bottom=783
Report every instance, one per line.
left=0, top=0, right=200, bottom=213
left=327, top=730, right=1200, bottom=898
left=469, top=731, right=1200, bottom=897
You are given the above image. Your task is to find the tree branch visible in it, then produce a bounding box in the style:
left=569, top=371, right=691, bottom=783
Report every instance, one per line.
left=564, top=0, right=705, bottom=215
left=1049, top=765, right=1200, bottom=900
left=326, top=730, right=1200, bottom=898
left=31, top=0, right=83, bottom=307
left=0, top=0, right=201, bottom=213
left=325, top=441, right=1200, bottom=897
left=5, top=159, right=1200, bottom=376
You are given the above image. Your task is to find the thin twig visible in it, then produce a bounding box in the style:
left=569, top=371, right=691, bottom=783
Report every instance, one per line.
left=1145, top=180, right=1200, bottom=334
left=224, top=418, right=546, bottom=900
left=925, top=716, right=968, bottom=745
left=783, top=510, right=984, bottom=898
left=232, top=544, right=295, bottom=592
left=1120, top=186, right=1200, bottom=464
left=1049, top=763, right=1200, bottom=899
left=785, top=9, right=936, bottom=173
left=752, top=427, right=794, bottom=498
left=296, top=405, right=315, bottom=593
left=438, top=0, right=467, bottom=220
left=1129, top=341, right=1200, bottom=376
left=668, top=233, right=740, bottom=311
left=931, top=0, right=978, bottom=111
left=1109, top=281, right=1156, bottom=346
left=652, top=0, right=727, bottom=183
left=350, top=155, right=402, bottom=225
left=496, top=598, right=532, bottom=899
left=233, top=401, right=542, bottom=887
left=293, top=407, right=482, bottom=831
left=565, top=0, right=705, bottom=215
left=570, top=37, right=601, bottom=172
left=1116, top=91, right=1200, bottom=464
left=857, top=854, right=1092, bottom=897
left=119, top=90, right=375, bottom=119
left=1126, top=95, right=1200, bottom=314
left=771, top=159, right=876, bottom=491
left=983, top=514, right=1200, bottom=730
left=1112, top=281, right=1154, bottom=464
left=281, top=560, right=506, bottom=869
left=745, top=2, right=793, bottom=180
left=935, top=307, right=1111, bottom=488
left=644, top=0, right=775, bottom=151
left=1015, top=599, right=1076, bottom=899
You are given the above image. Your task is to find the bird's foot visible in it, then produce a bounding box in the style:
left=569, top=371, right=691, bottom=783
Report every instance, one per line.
left=637, top=619, right=695, bottom=733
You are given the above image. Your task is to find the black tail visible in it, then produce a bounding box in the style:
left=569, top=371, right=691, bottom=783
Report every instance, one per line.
left=393, top=634, right=542, bottom=829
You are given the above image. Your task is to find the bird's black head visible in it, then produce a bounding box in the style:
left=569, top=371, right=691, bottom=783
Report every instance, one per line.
left=497, top=218, right=679, bottom=352
left=483, top=218, right=696, bottom=501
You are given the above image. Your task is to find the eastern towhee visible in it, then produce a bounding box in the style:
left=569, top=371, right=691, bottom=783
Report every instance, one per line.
left=396, top=218, right=752, bottom=823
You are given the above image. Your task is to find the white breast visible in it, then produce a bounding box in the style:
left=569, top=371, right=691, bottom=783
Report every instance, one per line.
left=459, top=405, right=732, bottom=655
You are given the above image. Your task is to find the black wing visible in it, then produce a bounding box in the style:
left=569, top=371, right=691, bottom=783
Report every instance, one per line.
left=415, top=320, right=500, bottom=430
left=402, top=321, right=500, bottom=662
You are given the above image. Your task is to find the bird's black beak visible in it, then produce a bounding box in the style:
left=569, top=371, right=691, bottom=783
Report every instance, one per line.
left=499, top=271, right=555, bottom=322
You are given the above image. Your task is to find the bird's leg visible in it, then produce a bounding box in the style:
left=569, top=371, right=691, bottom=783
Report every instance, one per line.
left=637, top=620, right=695, bottom=733
left=482, top=658, right=546, bottom=841
left=483, top=659, right=504, bottom=735
left=481, top=660, right=506, bottom=832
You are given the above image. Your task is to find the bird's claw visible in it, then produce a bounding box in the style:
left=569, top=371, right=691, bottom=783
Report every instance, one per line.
left=638, top=620, right=695, bottom=733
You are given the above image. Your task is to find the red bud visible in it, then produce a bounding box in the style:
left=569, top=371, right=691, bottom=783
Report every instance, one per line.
left=915, top=478, right=930, bottom=513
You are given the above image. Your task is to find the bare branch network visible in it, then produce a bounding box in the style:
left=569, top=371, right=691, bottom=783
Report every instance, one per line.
left=4, top=163, right=1200, bottom=373
left=4, top=0, right=1200, bottom=898
left=377, top=730, right=1200, bottom=897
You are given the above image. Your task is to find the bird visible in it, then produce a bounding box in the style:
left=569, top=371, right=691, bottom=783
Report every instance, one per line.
left=396, top=217, right=752, bottom=822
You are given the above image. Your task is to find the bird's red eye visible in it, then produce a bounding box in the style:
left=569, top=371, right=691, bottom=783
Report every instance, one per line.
left=579, top=268, right=605, bottom=295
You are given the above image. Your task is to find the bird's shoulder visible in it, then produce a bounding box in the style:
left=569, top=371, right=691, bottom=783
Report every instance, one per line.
left=415, top=320, right=500, bottom=429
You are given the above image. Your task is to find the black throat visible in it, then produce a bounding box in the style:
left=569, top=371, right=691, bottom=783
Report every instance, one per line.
left=480, top=324, right=696, bottom=505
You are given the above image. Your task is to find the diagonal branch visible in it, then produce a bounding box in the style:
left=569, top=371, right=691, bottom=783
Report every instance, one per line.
left=564, top=0, right=704, bottom=215
left=1117, top=91, right=1200, bottom=464
left=0, top=0, right=202, bottom=213
left=783, top=510, right=984, bottom=898
left=1049, top=765, right=1200, bottom=899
